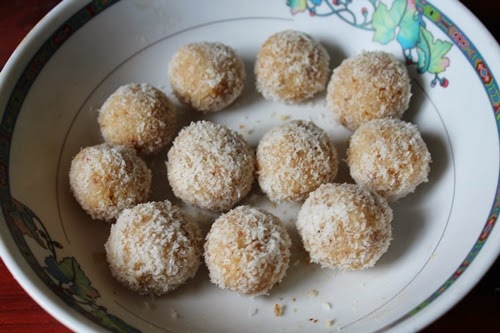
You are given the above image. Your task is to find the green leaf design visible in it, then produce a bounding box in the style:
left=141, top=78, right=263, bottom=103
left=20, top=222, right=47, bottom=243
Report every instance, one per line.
left=89, top=310, right=142, bottom=333
left=396, top=0, right=421, bottom=50
left=372, top=0, right=406, bottom=44
left=416, top=29, right=430, bottom=72
left=287, top=0, right=307, bottom=14
left=45, top=256, right=100, bottom=302
left=10, top=199, right=47, bottom=249
left=417, top=26, right=453, bottom=74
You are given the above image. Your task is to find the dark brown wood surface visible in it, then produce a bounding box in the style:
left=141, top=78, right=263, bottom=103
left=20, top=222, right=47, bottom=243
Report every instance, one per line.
left=0, top=1, right=498, bottom=332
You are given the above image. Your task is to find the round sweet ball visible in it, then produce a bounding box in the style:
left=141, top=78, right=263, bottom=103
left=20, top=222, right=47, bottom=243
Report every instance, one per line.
left=257, top=120, right=338, bottom=202
left=69, top=144, right=151, bottom=222
left=105, top=201, right=203, bottom=295
left=297, top=183, right=393, bottom=270
left=98, top=83, right=176, bottom=154
left=168, top=42, right=245, bottom=112
left=327, top=51, right=411, bottom=130
left=255, top=30, right=330, bottom=103
left=204, top=206, right=291, bottom=296
left=167, top=121, right=255, bottom=212
left=347, top=118, right=431, bottom=202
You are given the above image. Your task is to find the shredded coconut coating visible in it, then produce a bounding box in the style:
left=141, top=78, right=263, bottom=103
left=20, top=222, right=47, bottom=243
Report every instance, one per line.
left=257, top=120, right=338, bottom=202
left=296, top=183, right=393, bottom=270
left=347, top=118, right=431, bottom=202
left=105, top=201, right=203, bottom=295
left=326, top=51, right=411, bottom=130
left=166, top=121, right=255, bottom=212
left=255, top=30, right=330, bottom=103
left=204, top=206, right=291, bottom=296
left=168, top=42, right=245, bottom=112
left=98, top=83, right=177, bottom=154
left=69, top=144, right=152, bottom=221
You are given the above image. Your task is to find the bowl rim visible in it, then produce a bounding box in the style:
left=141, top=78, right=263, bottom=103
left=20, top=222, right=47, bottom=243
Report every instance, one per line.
left=0, top=2, right=120, bottom=332
left=0, top=0, right=499, bottom=332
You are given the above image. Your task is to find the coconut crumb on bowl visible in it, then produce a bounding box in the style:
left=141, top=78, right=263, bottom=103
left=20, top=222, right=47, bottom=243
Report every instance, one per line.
left=326, top=50, right=411, bottom=130
left=168, top=42, right=245, bottom=112
left=308, top=289, right=319, bottom=298
left=297, top=183, right=393, bottom=270
left=274, top=303, right=284, bottom=317
left=69, top=143, right=151, bottom=221
left=204, top=206, right=291, bottom=296
left=105, top=200, right=203, bottom=295
left=347, top=118, right=431, bottom=202
left=257, top=120, right=338, bottom=202
left=98, top=83, right=176, bottom=154
left=166, top=120, right=255, bottom=212
left=255, top=30, right=330, bottom=103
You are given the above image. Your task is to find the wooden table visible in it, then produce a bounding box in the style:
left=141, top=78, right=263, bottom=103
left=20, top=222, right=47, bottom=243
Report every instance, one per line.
left=0, top=1, right=499, bottom=332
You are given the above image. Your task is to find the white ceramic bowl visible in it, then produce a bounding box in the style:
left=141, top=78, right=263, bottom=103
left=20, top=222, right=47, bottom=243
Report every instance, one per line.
left=1, top=1, right=500, bottom=332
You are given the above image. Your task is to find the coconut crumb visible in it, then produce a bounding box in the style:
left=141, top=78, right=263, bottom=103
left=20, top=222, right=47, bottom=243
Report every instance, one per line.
left=326, top=50, right=411, bottom=130
left=167, top=121, right=255, bottom=212
left=255, top=30, right=330, bottom=103
left=98, top=83, right=176, bottom=154
left=168, top=42, right=245, bottom=112
left=347, top=118, right=431, bottom=202
left=249, top=307, right=258, bottom=317
left=256, top=120, right=339, bottom=202
left=171, top=309, right=180, bottom=319
left=308, top=289, right=319, bottom=297
left=274, top=303, right=284, bottom=316
left=296, top=183, right=393, bottom=270
left=280, top=115, right=291, bottom=121
left=105, top=201, right=203, bottom=295
left=69, top=144, right=151, bottom=222
left=322, top=302, right=332, bottom=310
left=204, top=206, right=292, bottom=296
left=326, top=319, right=335, bottom=328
